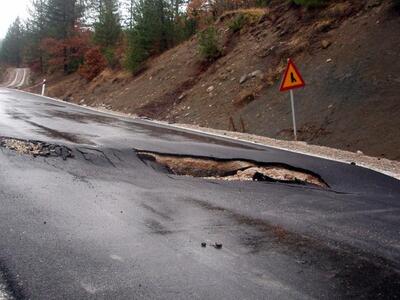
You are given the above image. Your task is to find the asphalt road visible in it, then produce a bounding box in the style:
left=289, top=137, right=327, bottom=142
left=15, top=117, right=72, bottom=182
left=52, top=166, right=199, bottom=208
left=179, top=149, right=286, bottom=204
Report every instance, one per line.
left=1, top=69, right=30, bottom=89
left=0, top=87, right=399, bottom=299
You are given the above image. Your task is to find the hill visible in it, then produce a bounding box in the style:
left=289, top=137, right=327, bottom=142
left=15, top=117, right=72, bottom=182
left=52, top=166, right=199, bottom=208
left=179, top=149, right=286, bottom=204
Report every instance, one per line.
left=39, top=0, right=400, bottom=160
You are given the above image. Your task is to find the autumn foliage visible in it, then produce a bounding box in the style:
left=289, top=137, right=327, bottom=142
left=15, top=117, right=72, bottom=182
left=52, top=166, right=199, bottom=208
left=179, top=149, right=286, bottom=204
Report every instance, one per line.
left=187, top=0, right=268, bottom=20
left=40, top=28, right=91, bottom=73
left=78, top=47, right=107, bottom=81
left=1, top=0, right=272, bottom=76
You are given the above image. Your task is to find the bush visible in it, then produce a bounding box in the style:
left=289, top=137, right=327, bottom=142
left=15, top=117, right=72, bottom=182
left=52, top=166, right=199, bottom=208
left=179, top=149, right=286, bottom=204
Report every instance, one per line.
left=198, top=27, right=221, bottom=61
left=103, top=47, right=119, bottom=69
left=124, top=37, right=148, bottom=74
left=228, top=14, right=248, bottom=33
left=0, top=64, right=6, bottom=82
left=124, top=51, right=147, bottom=75
left=255, top=0, right=271, bottom=6
left=78, top=47, right=107, bottom=81
left=179, top=17, right=198, bottom=42
left=291, top=0, right=326, bottom=7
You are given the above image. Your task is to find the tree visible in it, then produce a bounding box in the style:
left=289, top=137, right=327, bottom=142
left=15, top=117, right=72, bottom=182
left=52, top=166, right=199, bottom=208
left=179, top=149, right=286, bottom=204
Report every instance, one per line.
left=291, top=0, right=326, bottom=7
left=24, top=0, right=49, bottom=72
left=0, top=18, right=25, bottom=67
left=198, top=26, right=220, bottom=61
left=125, top=0, right=183, bottom=72
left=45, top=0, right=85, bottom=39
left=78, top=46, right=107, bottom=80
left=40, top=27, right=91, bottom=73
left=84, top=0, right=122, bottom=68
left=44, top=0, right=86, bottom=73
left=93, top=0, right=122, bottom=49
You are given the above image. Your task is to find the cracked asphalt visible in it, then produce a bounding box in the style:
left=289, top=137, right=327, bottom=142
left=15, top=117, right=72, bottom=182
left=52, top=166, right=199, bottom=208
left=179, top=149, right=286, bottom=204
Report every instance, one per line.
left=0, top=88, right=399, bottom=299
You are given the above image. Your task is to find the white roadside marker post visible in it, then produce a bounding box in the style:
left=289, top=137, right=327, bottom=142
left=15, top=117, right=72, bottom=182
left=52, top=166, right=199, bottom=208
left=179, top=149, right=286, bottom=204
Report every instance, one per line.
left=41, top=79, right=46, bottom=96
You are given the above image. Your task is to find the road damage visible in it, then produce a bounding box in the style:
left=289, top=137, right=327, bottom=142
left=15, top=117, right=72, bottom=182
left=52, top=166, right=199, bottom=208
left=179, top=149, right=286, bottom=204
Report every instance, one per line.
left=0, top=87, right=399, bottom=299
left=137, top=151, right=329, bottom=188
left=0, top=137, right=73, bottom=160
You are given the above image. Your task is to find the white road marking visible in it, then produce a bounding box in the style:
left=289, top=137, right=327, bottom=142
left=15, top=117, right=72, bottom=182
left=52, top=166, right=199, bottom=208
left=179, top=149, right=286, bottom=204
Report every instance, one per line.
left=17, top=69, right=27, bottom=88
left=4, top=68, right=29, bottom=88
left=6, top=70, right=19, bottom=88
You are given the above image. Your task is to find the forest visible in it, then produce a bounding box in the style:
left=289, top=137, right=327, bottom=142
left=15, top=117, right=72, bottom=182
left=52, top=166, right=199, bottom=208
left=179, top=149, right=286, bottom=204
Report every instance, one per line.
left=0, top=0, right=324, bottom=80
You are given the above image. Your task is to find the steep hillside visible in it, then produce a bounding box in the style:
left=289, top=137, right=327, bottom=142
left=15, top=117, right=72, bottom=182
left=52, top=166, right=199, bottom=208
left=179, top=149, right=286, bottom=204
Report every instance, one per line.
left=42, top=0, right=400, bottom=160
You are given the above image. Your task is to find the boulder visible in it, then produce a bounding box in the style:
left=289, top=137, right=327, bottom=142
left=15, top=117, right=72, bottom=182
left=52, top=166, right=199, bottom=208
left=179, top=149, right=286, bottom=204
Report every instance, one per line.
left=321, top=40, right=332, bottom=49
left=240, top=74, right=249, bottom=84
left=250, top=70, right=264, bottom=79
left=233, top=90, right=256, bottom=107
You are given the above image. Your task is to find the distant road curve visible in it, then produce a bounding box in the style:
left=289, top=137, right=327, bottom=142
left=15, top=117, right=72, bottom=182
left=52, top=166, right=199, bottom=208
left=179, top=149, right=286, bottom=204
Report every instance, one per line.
left=1, top=68, right=30, bottom=88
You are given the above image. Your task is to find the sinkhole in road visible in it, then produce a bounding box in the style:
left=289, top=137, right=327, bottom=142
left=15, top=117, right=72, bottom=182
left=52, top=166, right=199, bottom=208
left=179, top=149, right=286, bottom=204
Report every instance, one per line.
left=0, top=137, right=73, bottom=160
left=137, top=151, right=329, bottom=188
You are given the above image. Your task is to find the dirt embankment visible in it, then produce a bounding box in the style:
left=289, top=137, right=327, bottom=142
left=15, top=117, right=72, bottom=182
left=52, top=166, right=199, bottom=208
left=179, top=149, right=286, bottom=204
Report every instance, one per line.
left=38, top=0, right=400, bottom=160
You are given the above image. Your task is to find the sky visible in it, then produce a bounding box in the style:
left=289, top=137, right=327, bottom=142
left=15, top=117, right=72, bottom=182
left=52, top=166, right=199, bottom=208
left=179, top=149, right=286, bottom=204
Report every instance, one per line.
left=0, top=0, right=30, bottom=39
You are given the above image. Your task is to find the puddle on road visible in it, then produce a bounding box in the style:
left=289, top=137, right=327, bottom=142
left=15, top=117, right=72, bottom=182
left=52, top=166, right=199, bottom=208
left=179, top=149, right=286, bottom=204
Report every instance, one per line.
left=45, top=110, right=118, bottom=125
left=24, top=120, right=96, bottom=145
left=35, top=102, right=64, bottom=108
left=137, top=151, right=328, bottom=188
left=0, top=137, right=73, bottom=160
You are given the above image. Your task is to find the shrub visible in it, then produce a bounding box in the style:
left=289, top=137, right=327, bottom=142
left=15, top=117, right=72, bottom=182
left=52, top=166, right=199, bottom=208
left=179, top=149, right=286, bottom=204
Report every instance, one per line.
left=255, top=0, right=271, bottom=6
left=198, top=26, right=221, bottom=61
left=78, top=47, right=107, bottom=81
left=0, top=64, right=5, bottom=82
left=124, top=40, right=148, bottom=74
left=228, top=14, right=248, bottom=33
left=103, top=47, right=119, bottom=69
left=291, top=0, right=326, bottom=7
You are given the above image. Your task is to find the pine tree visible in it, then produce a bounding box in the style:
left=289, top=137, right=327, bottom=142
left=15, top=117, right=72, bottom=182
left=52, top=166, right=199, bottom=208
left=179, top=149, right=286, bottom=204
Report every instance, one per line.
left=125, top=0, right=194, bottom=73
left=45, top=0, right=85, bottom=39
left=93, top=0, right=122, bottom=48
left=43, top=0, right=86, bottom=73
left=125, top=0, right=175, bottom=72
left=24, top=0, right=49, bottom=72
left=0, top=18, right=25, bottom=67
left=123, top=0, right=135, bottom=29
left=88, top=0, right=122, bottom=68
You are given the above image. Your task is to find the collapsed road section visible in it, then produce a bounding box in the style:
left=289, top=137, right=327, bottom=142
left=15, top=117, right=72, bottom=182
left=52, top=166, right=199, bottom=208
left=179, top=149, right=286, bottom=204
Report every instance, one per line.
left=0, top=137, right=73, bottom=160
left=137, top=151, right=329, bottom=188
left=0, top=137, right=329, bottom=188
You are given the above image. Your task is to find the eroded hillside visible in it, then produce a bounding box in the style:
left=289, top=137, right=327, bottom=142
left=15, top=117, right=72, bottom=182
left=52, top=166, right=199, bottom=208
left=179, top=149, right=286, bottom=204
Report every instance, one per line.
left=41, top=0, right=400, bottom=160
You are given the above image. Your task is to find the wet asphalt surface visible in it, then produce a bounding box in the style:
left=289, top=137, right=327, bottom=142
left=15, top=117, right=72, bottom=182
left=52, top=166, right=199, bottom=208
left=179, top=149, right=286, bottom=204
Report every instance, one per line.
left=0, top=88, right=399, bottom=299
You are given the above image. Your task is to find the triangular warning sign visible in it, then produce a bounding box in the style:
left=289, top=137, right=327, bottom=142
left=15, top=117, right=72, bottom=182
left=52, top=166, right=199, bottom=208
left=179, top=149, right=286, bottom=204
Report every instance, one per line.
left=280, top=59, right=305, bottom=92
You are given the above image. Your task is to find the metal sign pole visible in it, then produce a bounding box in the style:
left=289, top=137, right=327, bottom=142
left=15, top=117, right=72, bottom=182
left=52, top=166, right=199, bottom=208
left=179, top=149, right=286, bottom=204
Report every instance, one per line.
left=290, top=89, right=297, bottom=141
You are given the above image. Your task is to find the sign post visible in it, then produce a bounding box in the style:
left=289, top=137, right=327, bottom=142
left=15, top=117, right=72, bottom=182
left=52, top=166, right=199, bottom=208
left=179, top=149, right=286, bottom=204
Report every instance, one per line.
left=290, top=89, right=297, bottom=141
left=280, top=59, right=305, bottom=141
